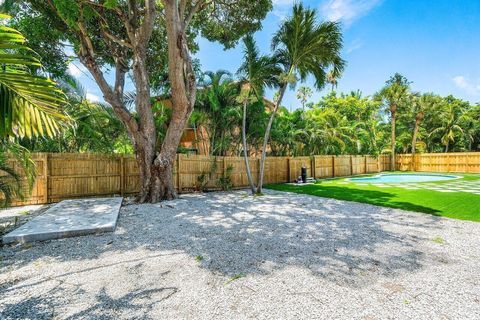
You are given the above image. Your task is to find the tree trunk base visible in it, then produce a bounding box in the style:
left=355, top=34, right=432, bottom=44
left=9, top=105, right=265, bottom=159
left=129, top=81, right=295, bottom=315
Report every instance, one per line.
left=136, top=162, right=177, bottom=203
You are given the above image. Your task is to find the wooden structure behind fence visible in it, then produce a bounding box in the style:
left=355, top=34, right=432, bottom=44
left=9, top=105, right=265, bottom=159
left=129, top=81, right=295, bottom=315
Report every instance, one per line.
left=9, top=153, right=392, bottom=206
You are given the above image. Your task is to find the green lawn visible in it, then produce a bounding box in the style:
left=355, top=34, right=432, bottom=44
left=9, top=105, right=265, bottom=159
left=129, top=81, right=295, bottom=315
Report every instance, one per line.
left=266, top=173, right=480, bottom=222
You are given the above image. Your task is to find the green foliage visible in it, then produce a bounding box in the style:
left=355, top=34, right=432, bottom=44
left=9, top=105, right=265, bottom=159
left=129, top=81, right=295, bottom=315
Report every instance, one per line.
left=196, top=0, right=272, bottom=49
left=194, top=158, right=218, bottom=192
left=237, top=34, right=280, bottom=98
left=195, top=71, right=243, bottom=156
left=218, top=165, right=234, bottom=191
left=432, top=236, right=446, bottom=245
left=19, top=79, right=132, bottom=154
left=272, top=3, right=345, bottom=90
left=225, top=273, right=246, bottom=285
left=296, top=86, right=313, bottom=110
left=0, top=17, right=70, bottom=138
left=0, top=151, right=21, bottom=207
left=195, top=172, right=209, bottom=192
left=52, top=0, right=80, bottom=27
left=0, top=141, right=36, bottom=207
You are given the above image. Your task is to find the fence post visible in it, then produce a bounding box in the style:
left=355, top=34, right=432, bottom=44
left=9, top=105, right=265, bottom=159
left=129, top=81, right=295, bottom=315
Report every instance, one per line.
left=332, top=156, right=335, bottom=177
left=120, top=156, right=125, bottom=196
left=466, top=153, right=470, bottom=173
left=286, top=157, right=290, bottom=182
left=177, top=154, right=181, bottom=192
left=43, top=153, right=49, bottom=204
left=350, top=155, right=353, bottom=176
left=311, top=156, right=316, bottom=179
left=364, top=155, right=367, bottom=174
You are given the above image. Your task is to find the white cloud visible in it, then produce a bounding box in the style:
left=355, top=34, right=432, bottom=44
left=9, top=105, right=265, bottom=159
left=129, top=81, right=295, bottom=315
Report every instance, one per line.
left=452, top=76, right=480, bottom=96
left=320, top=0, right=382, bottom=26
left=68, top=62, right=87, bottom=78
left=271, top=0, right=294, bottom=20
left=346, top=38, right=363, bottom=53
left=86, top=92, right=101, bottom=102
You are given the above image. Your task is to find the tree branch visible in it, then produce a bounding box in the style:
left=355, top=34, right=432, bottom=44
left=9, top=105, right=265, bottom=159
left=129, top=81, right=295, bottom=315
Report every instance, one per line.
left=184, top=0, right=211, bottom=28
left=101, top=28, right=134, bottom=49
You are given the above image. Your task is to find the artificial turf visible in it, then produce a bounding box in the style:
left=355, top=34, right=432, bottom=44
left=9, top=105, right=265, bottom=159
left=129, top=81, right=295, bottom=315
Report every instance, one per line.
left=266, top=173, right=480, bottom=222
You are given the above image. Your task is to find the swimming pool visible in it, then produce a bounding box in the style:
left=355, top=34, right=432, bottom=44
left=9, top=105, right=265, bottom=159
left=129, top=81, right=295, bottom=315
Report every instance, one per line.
left=348, top=173, right=460, bottom=183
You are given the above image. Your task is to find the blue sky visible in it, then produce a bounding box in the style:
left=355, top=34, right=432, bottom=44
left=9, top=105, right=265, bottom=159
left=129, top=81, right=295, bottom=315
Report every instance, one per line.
left=70, top=0, right=480, bottom=109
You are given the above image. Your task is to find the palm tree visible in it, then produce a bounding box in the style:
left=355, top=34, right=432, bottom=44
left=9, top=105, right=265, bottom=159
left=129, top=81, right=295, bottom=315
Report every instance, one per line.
left=0, top=14, right=69, bottom=138
left=326, top=70, right=338, bottom=92
left=301, top=108, right=352, bottom=155
left=429, top=97, right=466, bottom=152
left=377, top=73, right=410, bottom=170
left=410, top=93, right=437, bottom=159
left=196, top=70, right=241, bottom=156
left=256, top=3, right=345, bottom=193
left=237, top=35, right=280, bottom=193
left=296, top=86, right=313, bottom=112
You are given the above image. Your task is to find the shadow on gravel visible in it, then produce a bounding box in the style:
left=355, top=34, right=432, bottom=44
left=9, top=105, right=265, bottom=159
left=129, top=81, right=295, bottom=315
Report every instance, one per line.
left=0, top=190, right=446, bottom=317
left=0, top=286, right=177, bottom=320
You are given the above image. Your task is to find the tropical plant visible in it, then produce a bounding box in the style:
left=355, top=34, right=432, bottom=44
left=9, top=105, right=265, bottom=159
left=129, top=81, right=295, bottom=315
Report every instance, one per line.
left=256, top=3, right=345, bottom=193
left=376, top=73, right=410, bottom=169
left=429, top=96, right=467, bottom=152
left=237, top=34, right=280, bottom=193
left=326, top=70, right=339, bottom=92
left=410, top=93, right=438, bottom=158
left=296, top=86, right=313, bottom=112
left=20, top=79, right=132, bottom=153
left=0, top=14, right=68, bottom=138
left=0, top=141, right=36, bottom=207
left=196, top=70, right=241, bottom=156
left=301, top=108, right=353, bottom=155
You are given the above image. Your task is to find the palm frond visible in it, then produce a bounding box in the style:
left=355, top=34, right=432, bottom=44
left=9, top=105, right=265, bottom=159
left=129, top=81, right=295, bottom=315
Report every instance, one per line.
left=0, top=16, right=70, bottom=138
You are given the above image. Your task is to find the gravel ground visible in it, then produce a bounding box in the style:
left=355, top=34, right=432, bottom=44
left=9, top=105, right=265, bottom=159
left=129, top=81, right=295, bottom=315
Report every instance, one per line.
left=0, top=205, right=50, bottom=237
left=1, top=189, right=479, bottom=319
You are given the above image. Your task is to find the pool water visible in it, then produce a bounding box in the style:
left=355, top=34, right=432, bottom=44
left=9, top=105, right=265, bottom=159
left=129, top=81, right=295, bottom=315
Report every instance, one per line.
left=349, top=173, right=460, bottom=183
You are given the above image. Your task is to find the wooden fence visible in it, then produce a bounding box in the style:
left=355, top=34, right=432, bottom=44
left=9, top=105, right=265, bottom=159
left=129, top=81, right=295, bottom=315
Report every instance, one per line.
left=396, top=152, right=480, bottom=173
left=12, top=152, right=480, bottom=207
left=8, top=153, right=392, bottom=206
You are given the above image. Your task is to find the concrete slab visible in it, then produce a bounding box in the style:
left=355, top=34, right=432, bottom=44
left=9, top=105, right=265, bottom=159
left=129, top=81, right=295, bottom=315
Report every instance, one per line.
left=2, top=197, right=123, bottom=244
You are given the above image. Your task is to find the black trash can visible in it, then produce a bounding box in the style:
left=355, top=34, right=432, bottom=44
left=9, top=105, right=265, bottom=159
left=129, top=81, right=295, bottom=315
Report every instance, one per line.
left=301, top=166, right=307, bottom=183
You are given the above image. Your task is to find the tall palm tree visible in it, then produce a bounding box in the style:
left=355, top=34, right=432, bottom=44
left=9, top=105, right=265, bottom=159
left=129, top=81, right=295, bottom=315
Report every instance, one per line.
left=237, top=35, right=280, bottom=193
left=410, top=93, right=437, bottom=159
left=256, top=3, right=345, bottom=193
left=326, top=70, right=338, bottom=92
left=296, top=86, right=313, bottom=112
left=377, top=73, right=410, bottom=170
left=0, top=14, right=69, bottom=138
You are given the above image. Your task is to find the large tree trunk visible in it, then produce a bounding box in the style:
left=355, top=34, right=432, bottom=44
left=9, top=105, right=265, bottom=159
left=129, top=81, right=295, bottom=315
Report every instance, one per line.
left=241, top=100, right=256, bottom=193
left=147, top=0, right=195, bottom=201
left=390, top=106, right=397, bottom=171
left=256, top=83, right=287, bottom=194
